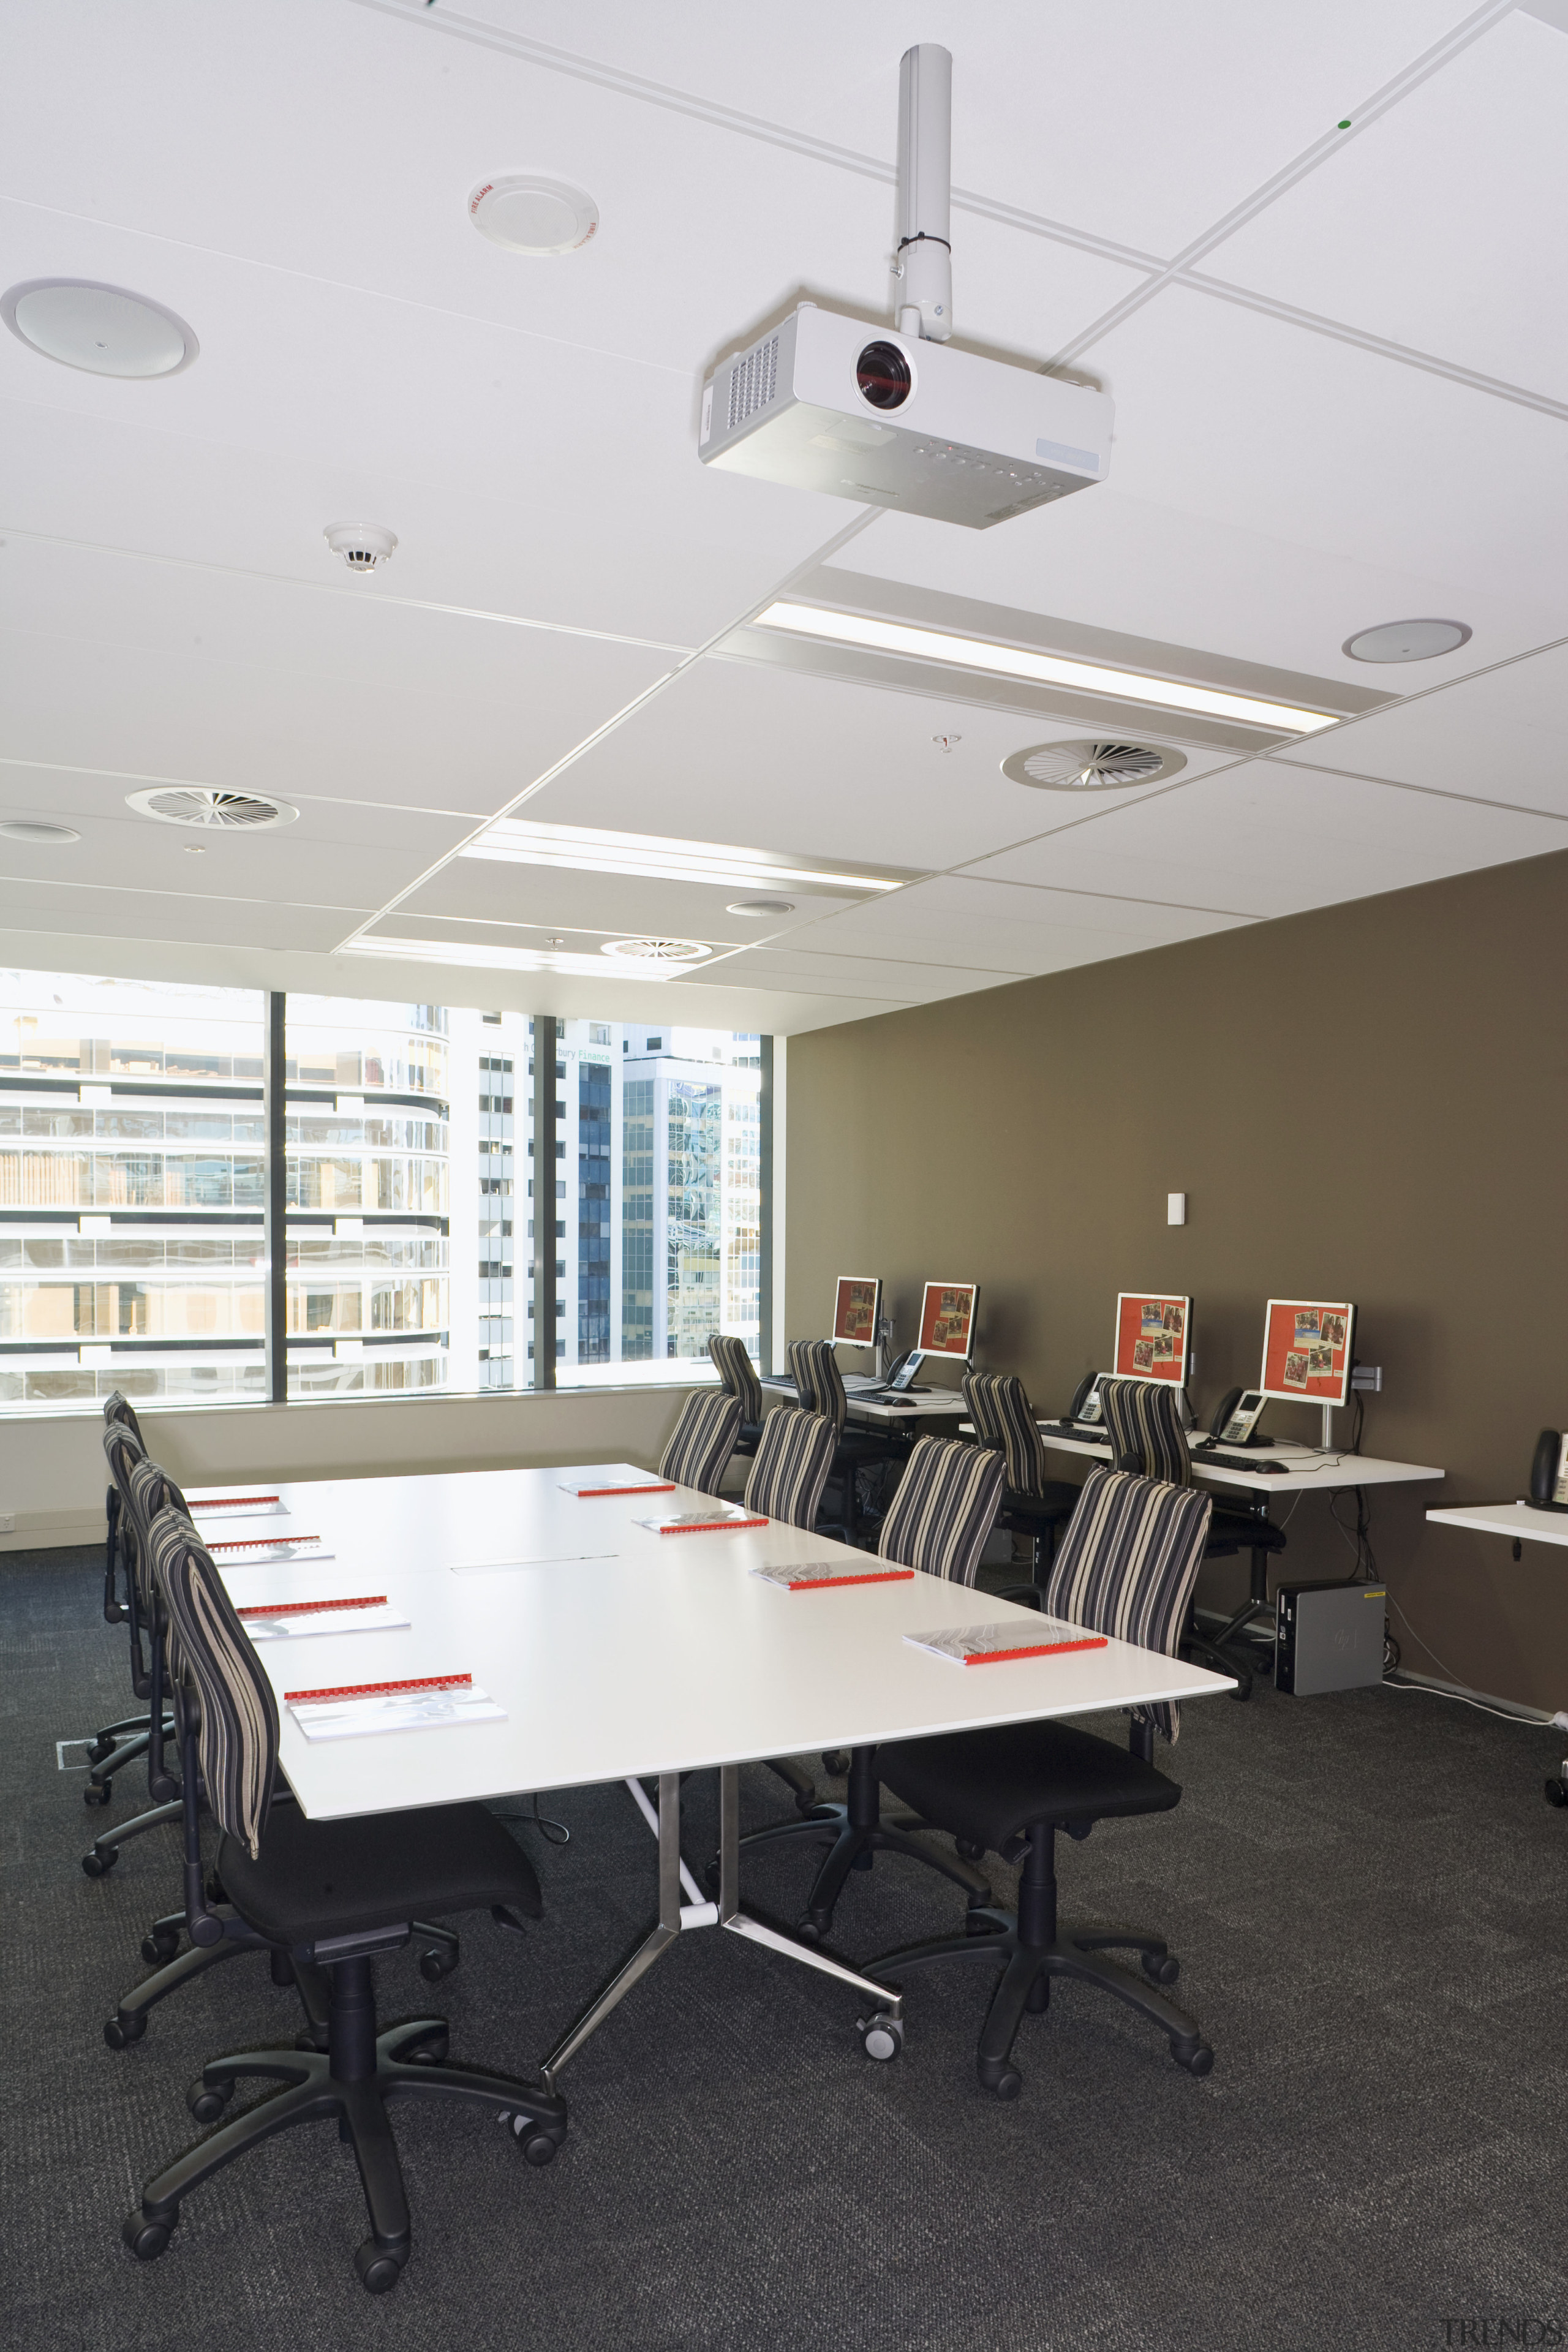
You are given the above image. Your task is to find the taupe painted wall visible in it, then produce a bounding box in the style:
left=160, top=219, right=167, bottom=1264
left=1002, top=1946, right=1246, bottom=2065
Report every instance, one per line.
left=786, top=847, right=1568, bottom=1713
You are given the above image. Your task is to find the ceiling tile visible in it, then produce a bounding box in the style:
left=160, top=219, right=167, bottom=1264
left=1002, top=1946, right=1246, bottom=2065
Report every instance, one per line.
left=961, top=761, right=1568, bottom=916
left=794, top=872, right=1253, bottom=972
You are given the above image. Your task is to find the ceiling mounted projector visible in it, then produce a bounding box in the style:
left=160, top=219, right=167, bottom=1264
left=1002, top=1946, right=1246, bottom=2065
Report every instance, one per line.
left=698, top=46, right=1113, bottom=529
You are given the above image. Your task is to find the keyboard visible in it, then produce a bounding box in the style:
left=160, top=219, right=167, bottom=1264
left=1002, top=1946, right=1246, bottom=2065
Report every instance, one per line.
left=1202, top=1450, right=1287, bottom=1474
left=1041, top=1421, right=1109, bottom=1441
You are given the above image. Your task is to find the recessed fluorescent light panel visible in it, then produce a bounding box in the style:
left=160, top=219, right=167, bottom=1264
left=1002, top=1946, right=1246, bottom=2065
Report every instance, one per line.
left=458, top=818, right=908, bottom=895
left=755, top=602, right=1339, bottom=736
left=341, top=936, right=685, bottom=982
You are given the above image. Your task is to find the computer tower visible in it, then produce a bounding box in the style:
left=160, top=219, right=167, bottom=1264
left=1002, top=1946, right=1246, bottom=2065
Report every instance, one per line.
left=1274, top=1581, right=1387, bottom=1695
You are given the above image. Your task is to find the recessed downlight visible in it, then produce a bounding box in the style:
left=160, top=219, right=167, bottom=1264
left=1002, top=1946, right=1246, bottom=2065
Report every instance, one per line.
left=468, top=176, right=599, bottom=254
left=2, top=279, right=197, bottom=377
left=1343, top=618, right=1471, bottom=663
left=0, top=818, right=80, bottom=843
left=727, top=897, right=796, bottom=917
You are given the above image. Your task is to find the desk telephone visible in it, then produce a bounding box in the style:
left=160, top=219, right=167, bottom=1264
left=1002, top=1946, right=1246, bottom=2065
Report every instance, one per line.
left=1207, top=1387, right=1270, bottom=1448
left=1529, top=1430, right=1568, bottom=1513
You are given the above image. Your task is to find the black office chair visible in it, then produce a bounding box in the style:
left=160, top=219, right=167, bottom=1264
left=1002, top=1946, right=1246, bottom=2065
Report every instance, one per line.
left=1098, top=1376, right=1286, bottom=1700
left=963, top=1370, right=1084, bottom=1583
left=788, top=1338, right=904, bottom=1547
left=658, top=1389, right=743, bottom=1496
left=708, top=1332, right=764, bottom=1457
left=734, top=1435, right=1006, bottom=1938
left=121, top=1502, right=567, bottom=2294
left=83, top=1393, right=172, bottom=1811
left=742, top=1406, right=840, bottom=1818
left=864, top=1466, right=1217, bottom=2098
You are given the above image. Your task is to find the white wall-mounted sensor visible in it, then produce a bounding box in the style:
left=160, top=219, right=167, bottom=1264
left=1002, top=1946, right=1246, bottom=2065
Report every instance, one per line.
left=1167, top=1192, right=1187, bottom=1226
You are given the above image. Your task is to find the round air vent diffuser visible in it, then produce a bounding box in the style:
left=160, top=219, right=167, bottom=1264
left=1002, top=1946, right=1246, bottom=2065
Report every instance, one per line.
left=600, top=938, right=713, bottom=965
left=1001, top=739, right=1186, bottom=792
left=125, top=788, right=298, bottom=831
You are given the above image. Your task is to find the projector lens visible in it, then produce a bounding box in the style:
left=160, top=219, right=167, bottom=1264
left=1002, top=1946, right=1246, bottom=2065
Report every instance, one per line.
left=856, top=341, right=912, bottom=411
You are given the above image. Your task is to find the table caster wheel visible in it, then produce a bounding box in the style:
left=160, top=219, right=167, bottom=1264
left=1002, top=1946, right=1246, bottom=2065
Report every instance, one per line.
left=1142, top=1950, right=1180, bottom=1985
left=354, top=2241, right=405, bottom=2294
left=1171, top=2038, right=1213, bottom=2076
left=104, top=2011, right=146, bottom=2050
left=142, top=1929, right=181, bottom=1967
left=857, top=2012, right=903, bottom=2062
left=187, top=2080, right=233, bottom=2126
left=513, top=2120, right=560, bottom=2165
left=84, top=1782, right=112, bottom=1807
left=82, top=1847, right=118, bottom=1878
left=418, top=1945, right=458, bottom=1983
left=123, top=2212, right=175, bottom=2262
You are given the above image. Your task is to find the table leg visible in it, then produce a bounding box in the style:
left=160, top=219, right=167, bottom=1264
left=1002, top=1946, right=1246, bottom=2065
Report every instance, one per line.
left=540, top=1771, right=682, bottom=2090
left=719, top=1764, right=903, bottom=2019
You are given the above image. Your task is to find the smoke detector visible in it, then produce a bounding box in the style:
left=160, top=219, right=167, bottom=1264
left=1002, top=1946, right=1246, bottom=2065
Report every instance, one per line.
left=324, top=521, right=397, bottom=572
left=469, top=176, right=598, bottom=255
left=600, top=938, right=713, bottom=965
left=126, top=787, right=299, bottom=831
left=1001, top=739, right=1186, bottom=792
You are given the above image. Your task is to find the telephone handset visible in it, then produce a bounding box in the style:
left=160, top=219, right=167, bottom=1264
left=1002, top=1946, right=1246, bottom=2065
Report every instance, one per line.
left=1209, top=1387, right=1269, bottom=1448
left=1529, top=1429, right=1568, bottom=1512
left=885, top=1349, right=925, bottom=1393
left=1068, top=1371, right=1106, bottom=1426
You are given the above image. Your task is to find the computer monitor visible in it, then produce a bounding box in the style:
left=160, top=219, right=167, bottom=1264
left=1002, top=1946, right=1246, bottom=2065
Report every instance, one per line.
left=917, top=1280, right=979, bottom=1362
left=831, top=1275, right=881, bottom=1349
left=1114, top=1292, right=1191, bottom=1387
left=1259, top=1299, right=1355, bottom=1408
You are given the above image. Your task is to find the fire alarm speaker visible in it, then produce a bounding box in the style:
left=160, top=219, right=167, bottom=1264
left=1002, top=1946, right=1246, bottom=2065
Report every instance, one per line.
left=698, top=304, right=1113, bottom=530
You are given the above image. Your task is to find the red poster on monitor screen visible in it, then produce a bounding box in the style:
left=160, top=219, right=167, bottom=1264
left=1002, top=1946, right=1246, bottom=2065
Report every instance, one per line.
left=1114, top=1293, right=1190, bottom=1384
left=834, top=1277, right=880, bottom=1346
left=1260, top=1299, right=1354, bottom=1405
left=919, top=1281, right=977, bottom=1357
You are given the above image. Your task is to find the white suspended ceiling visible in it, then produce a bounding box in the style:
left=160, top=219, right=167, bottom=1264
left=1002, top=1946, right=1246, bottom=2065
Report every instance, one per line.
left=2, top=0, right=1566, bottom=1030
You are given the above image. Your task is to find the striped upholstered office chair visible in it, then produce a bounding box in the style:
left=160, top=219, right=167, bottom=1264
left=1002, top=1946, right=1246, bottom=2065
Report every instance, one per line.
left=1098, top=1376, right=1286, bottom=1699
left=708, top=1332, right=764, bottom=1457
left=103, top=1454, right=455, bottom=2051
left=658, top=1390, right=743, bottom=1497
left=963, top=1371, right=1084, bottom=1583
left=736, top=1435, right=1006, bottom=1938
left=864, top=1466, right=1218, bottom=2098
left=84, top=1401, right=170, bottom=1814
left=81, top=1423, right=187, bottom=1875
left=121, top=1503, right=565, bottom=2292
left=743, top=1406, right=839, bottom=1815
left=788, top=1337, right=902, bottom=1544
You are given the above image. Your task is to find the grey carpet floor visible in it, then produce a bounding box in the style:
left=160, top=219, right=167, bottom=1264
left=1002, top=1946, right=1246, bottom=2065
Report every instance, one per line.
left=5, top=1545, right=1567, bottom=2351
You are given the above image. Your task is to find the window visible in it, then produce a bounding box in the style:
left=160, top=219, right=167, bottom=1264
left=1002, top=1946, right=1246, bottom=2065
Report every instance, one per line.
left=0, top=971, right=266, bottom=1412
left=1, top=978, right=768, bottom=1411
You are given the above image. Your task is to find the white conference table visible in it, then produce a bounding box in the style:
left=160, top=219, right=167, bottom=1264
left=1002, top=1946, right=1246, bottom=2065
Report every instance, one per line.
left=1427, top=1501, right=1568, bottom=1553
left=188, top=1461, right=1231, bottom=2085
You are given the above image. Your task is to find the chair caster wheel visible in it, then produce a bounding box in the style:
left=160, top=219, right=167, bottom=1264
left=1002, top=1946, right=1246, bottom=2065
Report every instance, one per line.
left=123, top=2212, right=175, bottom=2263
left=1172, top=2038, right=1213, bottom=2076
left=1545, top=1776, right=1568, bottom=1808
left=405, top=2030, right=449, bottom=2065
left=857, top=2012, right=903, bottom=2062
left=418, top=1945, right=458, bottom=1984
left=354, top=2240, right=406, bottom=2294
left=794, top=1913, right=830, bottom=1946
left=1228, top=1679, right=1253, bottom=1703
left=954, top=1835, right=987, bottom=1861
left=87, top=1738, right=117, bottom=1768
left=82, top=1847, right=118, bottom=1878
left=142, top=1929, right=181, bottom=1967
left=979, top=2064, right=1023, bottom=2100
left=513, top=2120, right=560, bottom=2165
left=104, top=2012, right=146, bottom=2050
left=84, top=1781, right=113, bottom=1807
left=187, top=2081, right=233, bottom=2126
left=822, top=1751, right=848, bottom=1776
left=1142, top=1950, right=1180, bottom=1986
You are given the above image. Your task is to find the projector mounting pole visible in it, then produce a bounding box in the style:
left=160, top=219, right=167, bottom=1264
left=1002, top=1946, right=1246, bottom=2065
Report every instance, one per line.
left=894, top=43, right=952, bottom=343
